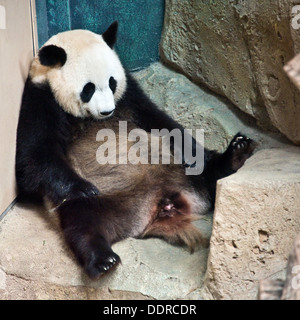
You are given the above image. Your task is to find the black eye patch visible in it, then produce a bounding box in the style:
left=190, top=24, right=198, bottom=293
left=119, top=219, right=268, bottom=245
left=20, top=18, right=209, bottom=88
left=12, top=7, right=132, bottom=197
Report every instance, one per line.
left=80, top=82, right=96, bottom=103
left=109, top=76, right=117, bottom=94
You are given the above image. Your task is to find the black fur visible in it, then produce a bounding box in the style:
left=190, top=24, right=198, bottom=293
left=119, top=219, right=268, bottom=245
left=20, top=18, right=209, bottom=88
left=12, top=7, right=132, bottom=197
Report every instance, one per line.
left=80, top=82, right=96, bottom=103
left=39, top=45, right=67, bottom=67
left=102, top=21, right=118, bottom=48
left=109, top=76, right=117, bottom=93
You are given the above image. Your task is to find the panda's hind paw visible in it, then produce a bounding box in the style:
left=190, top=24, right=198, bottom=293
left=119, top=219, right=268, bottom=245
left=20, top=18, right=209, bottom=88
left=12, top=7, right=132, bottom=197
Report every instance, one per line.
left=85, top=248, right=121, bottom=279
left=227, top=133, right=257, bottom=171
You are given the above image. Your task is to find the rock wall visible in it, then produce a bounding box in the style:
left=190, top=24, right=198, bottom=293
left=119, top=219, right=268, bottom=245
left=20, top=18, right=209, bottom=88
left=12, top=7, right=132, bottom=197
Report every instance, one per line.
left=160, top=0, right=300, bottom=144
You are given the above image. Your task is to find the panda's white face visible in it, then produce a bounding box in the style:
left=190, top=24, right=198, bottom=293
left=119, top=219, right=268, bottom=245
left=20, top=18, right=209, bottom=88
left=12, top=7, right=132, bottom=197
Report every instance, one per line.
left=30, top=29, right=127, bottom=119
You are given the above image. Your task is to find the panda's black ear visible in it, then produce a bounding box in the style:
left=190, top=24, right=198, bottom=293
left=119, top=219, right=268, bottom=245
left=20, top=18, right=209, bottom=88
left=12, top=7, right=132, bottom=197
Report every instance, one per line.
left=102, top=21, right=118, bottom=48
left=38, top=45, right=67, bottom=67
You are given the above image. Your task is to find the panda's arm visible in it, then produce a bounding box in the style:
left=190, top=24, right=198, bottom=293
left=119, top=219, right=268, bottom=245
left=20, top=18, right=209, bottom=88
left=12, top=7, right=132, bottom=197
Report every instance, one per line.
left=16, top=79, right=99, bottom=205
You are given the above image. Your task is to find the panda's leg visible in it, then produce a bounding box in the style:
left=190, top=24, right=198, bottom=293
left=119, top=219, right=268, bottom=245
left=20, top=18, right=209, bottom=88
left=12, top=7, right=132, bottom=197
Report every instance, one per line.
left=57, top=197, right=121, bottom=279
left=200, top=133, right=257, bottom=202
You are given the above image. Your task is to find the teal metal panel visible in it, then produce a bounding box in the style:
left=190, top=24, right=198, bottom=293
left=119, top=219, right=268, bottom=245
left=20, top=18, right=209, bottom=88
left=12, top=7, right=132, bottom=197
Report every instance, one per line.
left=36, top=0, right=165, bottom=71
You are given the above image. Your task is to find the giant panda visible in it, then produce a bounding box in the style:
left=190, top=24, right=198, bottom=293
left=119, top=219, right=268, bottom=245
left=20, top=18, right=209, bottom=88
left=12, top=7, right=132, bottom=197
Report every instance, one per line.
left=16, top=22, right=256, bottom=279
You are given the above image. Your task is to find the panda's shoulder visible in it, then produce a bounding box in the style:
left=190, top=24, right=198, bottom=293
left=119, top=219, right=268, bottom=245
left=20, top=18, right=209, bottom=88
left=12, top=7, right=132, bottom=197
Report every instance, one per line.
left=20, top=76, right=71, bottom=132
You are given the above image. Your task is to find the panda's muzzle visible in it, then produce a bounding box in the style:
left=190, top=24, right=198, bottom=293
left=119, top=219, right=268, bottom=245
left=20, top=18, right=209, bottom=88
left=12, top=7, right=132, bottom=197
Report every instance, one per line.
left=81, top=82, right=115, bottom=119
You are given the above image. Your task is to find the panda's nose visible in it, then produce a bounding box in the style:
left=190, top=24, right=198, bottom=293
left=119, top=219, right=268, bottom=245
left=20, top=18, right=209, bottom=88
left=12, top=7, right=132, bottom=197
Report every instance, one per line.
left=100, top=111, right=114, bottom=116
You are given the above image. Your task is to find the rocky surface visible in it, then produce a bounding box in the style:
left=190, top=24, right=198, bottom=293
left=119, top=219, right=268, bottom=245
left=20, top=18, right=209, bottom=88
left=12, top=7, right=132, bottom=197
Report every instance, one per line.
left=160, top=0, right=300, bottom=144
left=201, top=147, right=300, bottom=300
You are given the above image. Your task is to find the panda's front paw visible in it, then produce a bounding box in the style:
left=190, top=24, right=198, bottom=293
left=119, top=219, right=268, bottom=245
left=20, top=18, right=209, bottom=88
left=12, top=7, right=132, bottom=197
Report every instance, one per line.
left=51, top=178, right=100, bottom=206
left=85, top=246, right=121, bottom=279
left=227, top=133, right=257, bottom=171
left=70, top=178, right=100, bottom=200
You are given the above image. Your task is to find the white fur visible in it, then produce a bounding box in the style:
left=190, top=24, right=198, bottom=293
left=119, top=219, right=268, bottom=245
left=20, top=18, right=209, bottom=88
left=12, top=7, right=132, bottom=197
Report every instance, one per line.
left=181, top=190, right=210, bottom=215
left=31, top=29, right=127, bottom=119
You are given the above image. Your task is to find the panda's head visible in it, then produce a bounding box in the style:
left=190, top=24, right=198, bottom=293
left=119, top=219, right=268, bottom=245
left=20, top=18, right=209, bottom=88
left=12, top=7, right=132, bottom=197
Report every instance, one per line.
left=30, top=21, right=126, bottom=119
